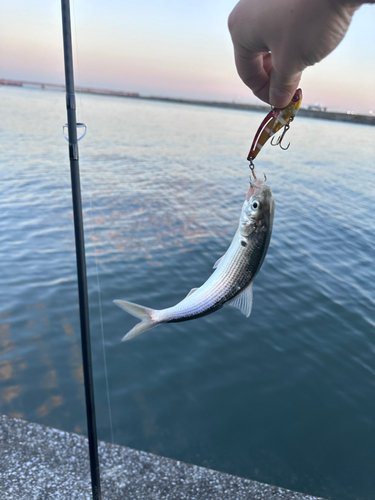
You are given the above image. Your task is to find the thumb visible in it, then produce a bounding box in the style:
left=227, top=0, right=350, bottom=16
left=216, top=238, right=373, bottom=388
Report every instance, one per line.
left=269, top=68, right=302, bottom=108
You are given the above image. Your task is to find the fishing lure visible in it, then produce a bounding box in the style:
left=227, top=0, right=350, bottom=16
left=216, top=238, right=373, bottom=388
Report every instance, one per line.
left=247, top=89, right=302, bottom=178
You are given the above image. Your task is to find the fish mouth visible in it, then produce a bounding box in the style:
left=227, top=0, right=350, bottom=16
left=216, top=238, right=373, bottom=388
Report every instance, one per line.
left=246, top=179, right=266, bottom=201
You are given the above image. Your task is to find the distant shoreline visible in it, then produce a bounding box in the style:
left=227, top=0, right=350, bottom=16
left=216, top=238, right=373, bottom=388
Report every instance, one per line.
left=2, top=78, right=374, bottom=126
left=139, top=95, right=375, bottom=126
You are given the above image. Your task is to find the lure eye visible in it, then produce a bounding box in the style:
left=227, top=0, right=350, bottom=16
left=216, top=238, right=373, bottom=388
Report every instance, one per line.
left=251, top=200, right=260, bottom=210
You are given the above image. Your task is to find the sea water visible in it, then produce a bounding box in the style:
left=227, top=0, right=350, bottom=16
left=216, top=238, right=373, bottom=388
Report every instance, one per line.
left=1, top=86, right=375, bottom=500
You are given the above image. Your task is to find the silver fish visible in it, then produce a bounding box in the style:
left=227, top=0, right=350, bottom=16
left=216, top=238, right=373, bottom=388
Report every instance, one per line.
left=115, top=179, right=274, bottom=341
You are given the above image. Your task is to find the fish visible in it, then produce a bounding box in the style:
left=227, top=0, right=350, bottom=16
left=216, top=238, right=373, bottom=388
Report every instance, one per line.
left=114, top=178, right=274, bottom=341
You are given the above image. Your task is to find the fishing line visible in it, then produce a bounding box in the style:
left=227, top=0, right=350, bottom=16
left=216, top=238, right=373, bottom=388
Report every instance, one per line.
left=86, top=192, right=115, bottom=445
left=70, top=0, right=115, bottom=445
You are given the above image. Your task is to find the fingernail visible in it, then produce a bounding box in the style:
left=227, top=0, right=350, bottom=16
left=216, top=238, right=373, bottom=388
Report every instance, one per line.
left=270, top=88, right=291, bottom=107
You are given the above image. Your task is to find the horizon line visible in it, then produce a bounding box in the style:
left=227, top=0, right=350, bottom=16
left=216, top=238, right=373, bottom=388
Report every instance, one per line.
left=1, top=78, right=374, bottom=126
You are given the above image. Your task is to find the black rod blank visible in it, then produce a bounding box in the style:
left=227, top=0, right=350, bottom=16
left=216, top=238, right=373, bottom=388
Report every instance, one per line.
left=60, top=1, right=101, bottom=499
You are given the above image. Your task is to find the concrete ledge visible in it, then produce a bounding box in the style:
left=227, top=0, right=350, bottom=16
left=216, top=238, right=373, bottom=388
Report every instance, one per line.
left=0, top=414, right=324, bottom=500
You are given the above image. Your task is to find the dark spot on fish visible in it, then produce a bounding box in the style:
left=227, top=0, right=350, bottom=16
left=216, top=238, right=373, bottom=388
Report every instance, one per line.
left=241, top=241, right=247, bottom=247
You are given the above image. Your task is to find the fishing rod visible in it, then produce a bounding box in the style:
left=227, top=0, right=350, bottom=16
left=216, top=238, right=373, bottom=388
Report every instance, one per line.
left=60, top=1, right=101, bottom=499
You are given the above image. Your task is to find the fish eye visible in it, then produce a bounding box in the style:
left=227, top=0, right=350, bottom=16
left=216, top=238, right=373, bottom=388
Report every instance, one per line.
left=251, top=200, right=260, bottom=210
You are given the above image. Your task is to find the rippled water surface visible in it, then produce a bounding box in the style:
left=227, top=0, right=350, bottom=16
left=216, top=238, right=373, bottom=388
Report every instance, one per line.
left=1, top=86, right=375, bottom=499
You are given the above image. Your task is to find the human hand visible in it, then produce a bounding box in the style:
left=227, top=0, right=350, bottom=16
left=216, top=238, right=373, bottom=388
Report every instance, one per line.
left=228, top=0, right=371, bottom=108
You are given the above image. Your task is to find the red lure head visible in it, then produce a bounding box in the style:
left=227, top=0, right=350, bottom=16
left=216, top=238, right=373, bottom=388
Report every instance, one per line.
left=290, top=88, right=302, bottom=105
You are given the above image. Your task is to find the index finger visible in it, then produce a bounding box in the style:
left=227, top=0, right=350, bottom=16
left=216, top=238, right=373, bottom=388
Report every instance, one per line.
left=234, top=51, right=272, bottom=104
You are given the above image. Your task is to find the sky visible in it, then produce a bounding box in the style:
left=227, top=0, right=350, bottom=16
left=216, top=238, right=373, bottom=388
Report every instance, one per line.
left=1, top=0, right=375, bottom=113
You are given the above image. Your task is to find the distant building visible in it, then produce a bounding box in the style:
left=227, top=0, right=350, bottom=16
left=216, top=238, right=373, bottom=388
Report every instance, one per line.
left=307, top=104, right=327, bottom=112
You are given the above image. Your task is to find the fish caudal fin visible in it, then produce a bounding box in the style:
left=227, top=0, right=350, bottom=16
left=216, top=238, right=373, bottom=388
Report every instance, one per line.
left=114, top=300, right=157, bottom=341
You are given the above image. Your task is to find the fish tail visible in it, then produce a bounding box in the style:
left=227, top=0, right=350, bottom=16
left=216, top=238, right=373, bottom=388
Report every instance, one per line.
left=114, top=299, right=157, bottom=341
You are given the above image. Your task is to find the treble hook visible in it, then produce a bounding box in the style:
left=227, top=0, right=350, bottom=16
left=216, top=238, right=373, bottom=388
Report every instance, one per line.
left=271, top=118, right=293, bottom=150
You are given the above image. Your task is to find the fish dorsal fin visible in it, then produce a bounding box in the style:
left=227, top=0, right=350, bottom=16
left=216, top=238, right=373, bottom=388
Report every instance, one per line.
left=226, top=283, right=253, bottom=317
left=213, top=255, right=225, bottom=269
left=185, top=287, right=198, bottom=299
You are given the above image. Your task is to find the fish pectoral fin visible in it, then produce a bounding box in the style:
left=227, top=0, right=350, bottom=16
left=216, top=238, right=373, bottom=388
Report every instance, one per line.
left=226, top=282, right=253, bottom=317
left=185, top=287, right=199, bottom=299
